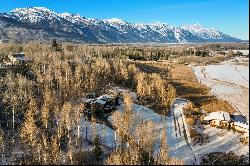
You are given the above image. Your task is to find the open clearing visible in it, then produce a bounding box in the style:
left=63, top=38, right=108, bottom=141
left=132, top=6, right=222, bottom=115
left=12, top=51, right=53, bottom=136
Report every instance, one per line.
left=191, top=58, right=249, bottom=121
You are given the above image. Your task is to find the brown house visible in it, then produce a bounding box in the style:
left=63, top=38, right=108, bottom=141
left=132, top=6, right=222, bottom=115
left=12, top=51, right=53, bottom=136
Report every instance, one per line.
left=203, top=111, right=231, bottom=128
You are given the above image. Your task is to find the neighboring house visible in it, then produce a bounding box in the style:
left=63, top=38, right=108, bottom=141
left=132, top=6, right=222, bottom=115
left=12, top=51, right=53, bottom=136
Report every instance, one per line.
left=230, top=112, right=249, bottom=133
left=203, top=111, right=231, bottom=128
left=0, top=39, right=8, bottom=43
left=82, top=94, right=117, bottom=114
left=5, top=52, right=28, bottom=65
left=216, top=51, right=226, bottom=55
left=208, top=50, right=216, bottom=56
left=93, top=95, right=116, bottom=111
left=186, top=47, right=197, bottom=54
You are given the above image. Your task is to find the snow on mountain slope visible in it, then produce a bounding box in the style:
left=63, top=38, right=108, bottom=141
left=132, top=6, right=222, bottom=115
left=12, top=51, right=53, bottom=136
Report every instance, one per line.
left=103, top=18, right=128, bottom=26
left=59, top=13, right=84, bottom=24
left=11, top=7, right=61, bottom=23
left=0, top=7, right=243, bottom=43
left=182, top=23, right=222, bottom=39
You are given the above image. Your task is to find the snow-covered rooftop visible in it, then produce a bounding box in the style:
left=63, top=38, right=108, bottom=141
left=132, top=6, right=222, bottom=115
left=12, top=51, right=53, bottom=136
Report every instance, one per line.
left=94, top=99, right=106, bottom=105
left=96, top=94, right=113, bottom=101
left=233, top=122, right=249, bottom=130
left=232, top=113, right=247, bottom=123
left=12, top=52, right=25, bottom=57
left=90, top=94, right=114, bottom=105
left=204, top=111, right=231, bottom=121
left=82, top=98, right=94, bottom=103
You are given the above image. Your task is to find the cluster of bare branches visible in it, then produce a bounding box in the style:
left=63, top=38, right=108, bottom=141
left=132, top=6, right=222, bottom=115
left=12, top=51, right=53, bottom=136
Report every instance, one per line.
left=0, top=42, right=179, bottom=165
left=106, top=93, right=183, bottom=165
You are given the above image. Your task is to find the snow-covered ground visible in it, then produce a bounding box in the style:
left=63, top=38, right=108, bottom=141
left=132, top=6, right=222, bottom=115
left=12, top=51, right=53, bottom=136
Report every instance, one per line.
left=224, top=50, right=249, bottom=56
left=78, top=87, right=248, bottom=164
left=193, top=125, right=249, bottom=163
left=166, top=99, right=197, bottom=164
left=78, top=89, right=197, bottom=164
left=191, top=58, right=249, bottom=121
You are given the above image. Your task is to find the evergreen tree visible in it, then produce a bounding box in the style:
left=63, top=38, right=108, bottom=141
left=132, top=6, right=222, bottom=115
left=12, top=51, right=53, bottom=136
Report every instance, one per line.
left=93, top=135, right=102, bottom=160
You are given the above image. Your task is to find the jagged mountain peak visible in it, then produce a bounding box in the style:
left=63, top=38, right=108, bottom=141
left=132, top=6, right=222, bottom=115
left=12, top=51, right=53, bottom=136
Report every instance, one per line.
left=103, top=18, right=129, bottom=25
left=181, top=23, right=222, bottom=39
left=0, top=7, right=242, bottom=43
left=11, top=7, right=55, bottom=14
left=10, top=7, right=61, bottom=23
left=59, top=12, right=82, bottom=18
left=182, top=23, right=216, bottom=32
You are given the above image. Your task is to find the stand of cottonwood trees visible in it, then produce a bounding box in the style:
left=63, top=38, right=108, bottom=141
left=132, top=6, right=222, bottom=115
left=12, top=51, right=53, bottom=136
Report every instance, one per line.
left=0, top=42, right=179, bottom=165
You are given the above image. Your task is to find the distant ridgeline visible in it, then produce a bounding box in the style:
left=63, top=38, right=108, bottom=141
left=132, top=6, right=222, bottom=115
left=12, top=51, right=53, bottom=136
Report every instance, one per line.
left=0, top=7, right=244, bottom=43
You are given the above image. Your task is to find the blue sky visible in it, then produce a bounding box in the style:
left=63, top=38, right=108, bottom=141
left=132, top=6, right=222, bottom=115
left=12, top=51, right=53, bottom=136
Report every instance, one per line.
left=0, top=0, right=249, bottom=40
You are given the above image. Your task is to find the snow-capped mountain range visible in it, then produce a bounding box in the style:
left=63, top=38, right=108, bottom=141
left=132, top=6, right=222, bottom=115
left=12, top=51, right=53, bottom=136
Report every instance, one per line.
left=0, top=7, right=242, bottom=43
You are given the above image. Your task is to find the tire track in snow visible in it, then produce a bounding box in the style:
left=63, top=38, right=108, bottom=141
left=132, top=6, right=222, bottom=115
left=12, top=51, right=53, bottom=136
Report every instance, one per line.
left=170, top=99, right=198, bottom=165
left=201, top=66, right=248, bottom=90
left=191, top=64, right=249, bottom=122
left=234, top=66, right=249, bottom=83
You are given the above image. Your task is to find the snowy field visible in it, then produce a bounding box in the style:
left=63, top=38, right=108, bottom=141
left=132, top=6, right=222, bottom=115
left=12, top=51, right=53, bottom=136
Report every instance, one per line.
left=191, top=58, right=249, bottom=121
left=192, top=125, right=249, bottom=162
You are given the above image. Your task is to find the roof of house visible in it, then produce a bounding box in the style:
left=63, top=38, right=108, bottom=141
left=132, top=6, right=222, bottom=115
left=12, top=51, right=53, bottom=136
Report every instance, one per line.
left=233, top=122, right=249, bottom=130
left=13, top=52, right=25, bottom=56
left=82, top=98, right=94, bottom=103
left=94, top=99, right=107, bottom=105
left=204, top=111, right=231, bottom=121
left=232, top=113, right=246, bottom=123
left=81, top=94, right=114, bottom=106
left=9, top=52, right=28, bottom=61
left=93, top=94, right=114, bottom=105
left=96, top=94, right=113, bottom=101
